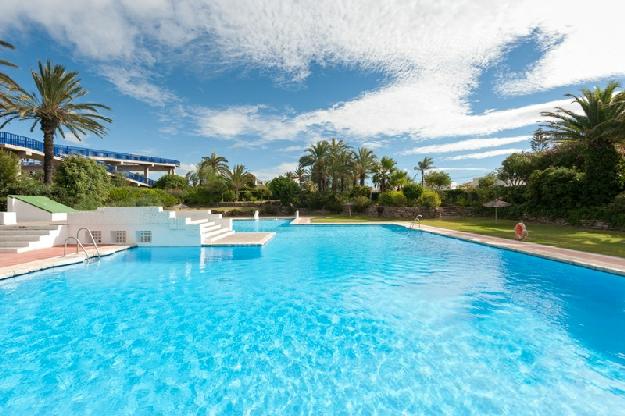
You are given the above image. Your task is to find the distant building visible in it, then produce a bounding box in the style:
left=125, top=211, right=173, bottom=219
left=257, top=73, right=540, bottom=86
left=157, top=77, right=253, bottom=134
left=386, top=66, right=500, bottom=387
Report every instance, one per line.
left=0, top=131, right=179, bottom=187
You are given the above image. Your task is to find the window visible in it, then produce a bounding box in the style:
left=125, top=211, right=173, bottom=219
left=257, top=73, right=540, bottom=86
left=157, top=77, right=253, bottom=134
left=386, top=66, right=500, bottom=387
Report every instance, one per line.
left=91, top=231, right=102, bottom=244
left=136, top=230, right=152, bottom=243
left=112, top=231, right=127, bottom=244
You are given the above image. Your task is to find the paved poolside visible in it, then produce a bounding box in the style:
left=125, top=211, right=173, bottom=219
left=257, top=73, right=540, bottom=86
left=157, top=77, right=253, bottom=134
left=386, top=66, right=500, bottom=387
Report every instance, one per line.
left=0, top=245, right=131, bottom=280
left=296, top=217, right=625, bottom=276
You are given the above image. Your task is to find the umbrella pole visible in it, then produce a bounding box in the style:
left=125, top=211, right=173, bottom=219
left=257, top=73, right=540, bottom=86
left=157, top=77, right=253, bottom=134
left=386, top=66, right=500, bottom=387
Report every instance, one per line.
left=495, top=207, right=498, bottom=223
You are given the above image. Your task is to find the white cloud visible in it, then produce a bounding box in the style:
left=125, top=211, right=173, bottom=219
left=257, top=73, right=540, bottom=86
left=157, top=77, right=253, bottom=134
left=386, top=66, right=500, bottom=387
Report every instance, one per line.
left=177, top=162, right=197, bottom=175
left=446, top=148, right=524, bottom=160
left=433, top=167, right=490, bottom=172
left=100, top=66, right=178, bottom=107
left=252, top=162, right=298, bottom=181
left=402, top=135, right=529, bottom=155
left=2, top=0, right=621, bottom=144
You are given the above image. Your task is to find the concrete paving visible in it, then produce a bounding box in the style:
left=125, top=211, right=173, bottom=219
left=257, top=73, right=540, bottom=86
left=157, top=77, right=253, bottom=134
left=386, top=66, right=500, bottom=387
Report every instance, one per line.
left=0, top=245, right=132, bottom=280
left=204, top=232, right=275, bottom=246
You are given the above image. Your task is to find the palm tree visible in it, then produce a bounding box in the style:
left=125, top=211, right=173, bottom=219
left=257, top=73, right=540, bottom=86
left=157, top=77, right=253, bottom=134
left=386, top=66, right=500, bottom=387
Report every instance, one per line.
left=415, top=157, right=434, bottom=186
left=299, top=140, right=330, bottom=191
left=199, top=152, right=229, bottom=177
left=541, top=81, right=625, bottom=202
left=0, top=61, right=111, bottom=184
left=326, top=138, right=351, bottom=192
left=372, top=156, right=396, bottom=192
left=0, top=40, right=21, bottom=97
left=353, top=147, right=377, bottom=186
left=226, top=164, right=254, bottom=201
left=294, top=165, right=308, bottom=185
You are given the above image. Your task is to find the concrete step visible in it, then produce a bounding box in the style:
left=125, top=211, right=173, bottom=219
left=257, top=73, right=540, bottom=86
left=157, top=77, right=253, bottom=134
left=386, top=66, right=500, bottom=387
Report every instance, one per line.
left=200, top=224, right=223, bottom=234
left=0, top=234, right=45, bottom=242
left=0, top=247, right=30, bottom=253
left=209, top=230, right=234, bottom=242
left=0, top=224, right=59, bottom=231
left=0, top=229, right=52, bottom=236
left=0, top=241, right=30, bottom=248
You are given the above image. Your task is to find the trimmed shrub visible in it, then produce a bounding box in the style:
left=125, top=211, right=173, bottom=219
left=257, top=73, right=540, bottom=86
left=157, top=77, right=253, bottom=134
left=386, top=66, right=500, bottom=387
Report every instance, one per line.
left=153, top=174, right=189, bottom=190
left=350, top=185, right=371, bottom=198
left=324, top=193, right=345, bottom=213
left=222, top=190, right=236, bottom=202
left=417, top=189, right=441, bottom=208
left=527, top=167, right=584, bottom=212
left=402, top=183, right=423, bottom=202
left=378, top=191, right=408, bottom=207
left=268, top=176, right=300, bottom=205
left=351, top=196, right=371, bottom=213
left=106, top=187, right=179, bottom=207
left=0, top=150, right=19, bottom=195
left=53, top=156, right=111, bottom=209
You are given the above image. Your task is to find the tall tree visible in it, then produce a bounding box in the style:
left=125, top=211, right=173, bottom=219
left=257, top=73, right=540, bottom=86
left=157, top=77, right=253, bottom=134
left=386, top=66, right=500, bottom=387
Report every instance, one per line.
left=326, top=138, right=352, bottom=192
left=372, top=156, right=396, bottom=192
left=0, top=40, right=21, bottom=98
left=353, top=147, right=377, bottom=186
left=226, top=164, right=254, bottom=201
left=0, top=61, right=111, bottom=184
left=541, top=81, right=625, bottom=202
left=530, top=128, right=550, bottom=152
left=199, top=152, right=229, bottom=177
left=415, top=157, right=434, bottom=186
left=299, top=140, right=330, bottom=191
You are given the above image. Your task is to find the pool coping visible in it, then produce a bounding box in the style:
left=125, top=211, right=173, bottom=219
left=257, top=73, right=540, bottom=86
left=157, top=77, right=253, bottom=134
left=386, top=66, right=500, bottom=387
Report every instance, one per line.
left=295, top=217, right=625, bottom=277
left=0, top=246, right=133, bottom=281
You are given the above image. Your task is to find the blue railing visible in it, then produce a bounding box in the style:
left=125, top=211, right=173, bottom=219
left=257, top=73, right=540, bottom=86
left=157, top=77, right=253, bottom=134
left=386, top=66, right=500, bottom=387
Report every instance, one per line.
left=0, top=131, right=180, bottom=166
left=102, top=164, right=155, bottom=186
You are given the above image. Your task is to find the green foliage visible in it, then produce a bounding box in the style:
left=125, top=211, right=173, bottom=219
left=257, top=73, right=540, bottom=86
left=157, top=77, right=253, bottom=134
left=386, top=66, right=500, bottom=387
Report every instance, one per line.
left=424, top=170, right=451, bottom=190
left=582, top=140, right=622, bottom=204
left=350, top=185, right=371, bottom=198
left=418, top=189, right=442, bottom=208
left=53, top=156, right=110, bottom=209
left=324, top=193, right=345, bottom=213
left=527, top=167, right=584, bottom=212
left=268, top=176, right=300, bottom=205
left=378, top=190, right=407, bottom=207
left=153, top=174, right=189, bottom=190
left=110, top=174, right=128, bottom=187
left=184, top=187, right=222, bottom=206
left=351, top=196, right=371, bottom=213
left=498, top=152, right=536, bottom=185
left=222, top=189, right=236, bottom=202
left=0, top=150, right=19, bottom=194
left=106, top=187, right=178, bottom=207
left=402, top=183, right=423, bottom=201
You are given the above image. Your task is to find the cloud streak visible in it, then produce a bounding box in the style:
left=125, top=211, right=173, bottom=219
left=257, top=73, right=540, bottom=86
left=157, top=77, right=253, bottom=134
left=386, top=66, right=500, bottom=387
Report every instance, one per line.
left=446, top=148, right=524, bottom=160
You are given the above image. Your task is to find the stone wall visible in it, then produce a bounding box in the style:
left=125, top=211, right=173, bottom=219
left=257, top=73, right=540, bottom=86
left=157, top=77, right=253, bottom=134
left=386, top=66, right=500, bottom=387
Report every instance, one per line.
left=361, top=205, right=441, bottom=219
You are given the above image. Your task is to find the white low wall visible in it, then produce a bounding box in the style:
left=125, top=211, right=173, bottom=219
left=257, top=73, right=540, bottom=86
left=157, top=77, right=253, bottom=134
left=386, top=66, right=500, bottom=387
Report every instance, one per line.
left=66, top=207, right=204, bottom=246
left=0, top=212, right=16, bottom=225
left=8, top=198, right=67, bottom=223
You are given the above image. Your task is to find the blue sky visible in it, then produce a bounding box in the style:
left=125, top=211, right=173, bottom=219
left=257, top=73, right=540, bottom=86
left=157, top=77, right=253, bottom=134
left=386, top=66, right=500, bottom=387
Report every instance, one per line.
left=1, top=1, right=624, bottom=183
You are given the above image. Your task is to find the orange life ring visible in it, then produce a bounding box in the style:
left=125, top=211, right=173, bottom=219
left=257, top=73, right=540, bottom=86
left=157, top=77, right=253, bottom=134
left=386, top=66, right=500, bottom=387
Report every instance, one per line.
left=514, top=223, right=525, bottom=238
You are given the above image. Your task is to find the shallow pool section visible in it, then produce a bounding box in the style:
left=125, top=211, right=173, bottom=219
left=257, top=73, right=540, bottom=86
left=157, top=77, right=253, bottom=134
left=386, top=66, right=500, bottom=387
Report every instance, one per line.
left=1, top=223, right=624, bottom=414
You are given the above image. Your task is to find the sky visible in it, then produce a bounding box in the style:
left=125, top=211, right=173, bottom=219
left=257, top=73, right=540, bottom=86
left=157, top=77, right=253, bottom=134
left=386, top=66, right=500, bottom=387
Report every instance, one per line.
left=1, top=0, right=624, bottom=184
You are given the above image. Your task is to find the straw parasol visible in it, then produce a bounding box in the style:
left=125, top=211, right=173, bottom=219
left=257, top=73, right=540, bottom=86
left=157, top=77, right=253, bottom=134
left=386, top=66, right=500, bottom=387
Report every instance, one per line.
left=482, top=198, right=511, bottom=222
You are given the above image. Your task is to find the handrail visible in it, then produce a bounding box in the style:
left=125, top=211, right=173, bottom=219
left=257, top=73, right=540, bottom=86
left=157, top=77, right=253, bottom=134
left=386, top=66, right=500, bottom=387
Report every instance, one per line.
left=412, top=214, right=423, bottom=229
left=0, top=131, right=179, bottom=166
left=63, top=236, right=90, bottom=259
left=77, top=227, right=101, bottom=258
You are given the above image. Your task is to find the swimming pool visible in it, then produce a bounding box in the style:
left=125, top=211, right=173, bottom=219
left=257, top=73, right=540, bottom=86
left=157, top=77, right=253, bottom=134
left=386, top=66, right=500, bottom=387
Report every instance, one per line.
left=1, top=221, right=624, bottom=414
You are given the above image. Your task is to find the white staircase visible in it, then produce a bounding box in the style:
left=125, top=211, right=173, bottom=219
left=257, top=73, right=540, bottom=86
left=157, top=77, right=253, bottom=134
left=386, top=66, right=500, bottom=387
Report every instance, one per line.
left=0, top=224, right=63, bottom=253
left=199, top=221, right=234, bottom=244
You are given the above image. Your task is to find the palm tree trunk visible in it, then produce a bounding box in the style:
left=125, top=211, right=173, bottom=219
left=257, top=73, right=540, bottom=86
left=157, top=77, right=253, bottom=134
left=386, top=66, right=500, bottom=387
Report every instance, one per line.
left=42, top=121, right=56, bottom=184
left=360, top=175, right=365, bottom=186
left=420, top=170, right=424, bottom=187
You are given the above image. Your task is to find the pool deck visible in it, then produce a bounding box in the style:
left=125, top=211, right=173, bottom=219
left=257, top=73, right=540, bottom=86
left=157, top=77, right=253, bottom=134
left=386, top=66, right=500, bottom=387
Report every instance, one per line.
left=296, top=217, right=625, bottom=276
left=0, top=245, right=132, bottom=281
left=205, top=232, right=276, bottom=246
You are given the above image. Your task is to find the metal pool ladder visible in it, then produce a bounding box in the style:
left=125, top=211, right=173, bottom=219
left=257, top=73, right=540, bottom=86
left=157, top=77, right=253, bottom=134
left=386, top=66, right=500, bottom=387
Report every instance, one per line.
left=411, top=214, right=423, bottom=229
left=63, top=228, right=101, bottom=261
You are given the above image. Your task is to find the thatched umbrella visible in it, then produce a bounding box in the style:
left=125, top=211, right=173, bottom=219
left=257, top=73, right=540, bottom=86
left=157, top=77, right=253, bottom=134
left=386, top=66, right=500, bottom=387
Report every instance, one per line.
left=483, top=199, right=511, bottom=222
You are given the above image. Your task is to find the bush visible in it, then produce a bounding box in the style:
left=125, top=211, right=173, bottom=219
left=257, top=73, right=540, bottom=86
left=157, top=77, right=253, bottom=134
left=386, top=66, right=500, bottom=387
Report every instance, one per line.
left=351, top=196, right=371, bottom=213
left=153, top=174, right=189, bottom=190
left=417, top=189, right=441, bottom=208
left=378, top=191, right=408, bottom=207
left=0, top=150, right=19, bottom=195
left=106, top=187, right=179, bottom=207
left=350, top=185, right=371, bottom=198
left=402, top=183, right=423, bottom=202
left=222, top=190, right=236, bottom=202
left=527, top=167, right=584, bottom=212
left=53, top=156, right=111, bottom=209
left=184, top=187, right=222, bottom=206
left=268, top=176, right=300, bottom=205
left=324, top=193, right=345, bottom=213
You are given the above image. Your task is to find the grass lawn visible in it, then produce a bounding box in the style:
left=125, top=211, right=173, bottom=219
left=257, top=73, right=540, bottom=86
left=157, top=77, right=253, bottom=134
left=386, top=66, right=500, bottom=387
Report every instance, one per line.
left=311, top=215, right=625, bottom=258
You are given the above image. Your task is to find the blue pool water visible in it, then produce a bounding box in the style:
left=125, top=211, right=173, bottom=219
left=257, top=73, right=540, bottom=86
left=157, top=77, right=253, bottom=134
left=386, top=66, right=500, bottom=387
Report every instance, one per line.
left=1, top=222, right=625, bottom=414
